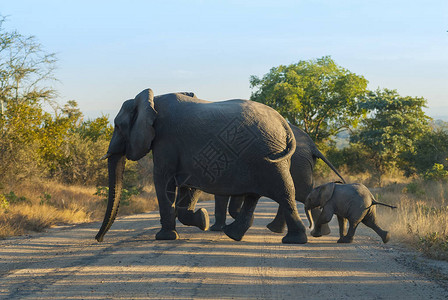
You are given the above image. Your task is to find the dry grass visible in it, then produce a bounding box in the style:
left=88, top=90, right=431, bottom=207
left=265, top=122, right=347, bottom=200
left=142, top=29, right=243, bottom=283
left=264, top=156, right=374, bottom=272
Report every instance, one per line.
left=0, top=180, right=157, bottom=239
left=367, top=179, right=448, bottom=261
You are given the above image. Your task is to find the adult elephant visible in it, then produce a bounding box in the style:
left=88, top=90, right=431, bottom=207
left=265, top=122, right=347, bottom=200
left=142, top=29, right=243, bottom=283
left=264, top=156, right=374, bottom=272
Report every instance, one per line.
left=96, top=89, right=308, bottom=244
left=209, top=125, right=346, bottom=235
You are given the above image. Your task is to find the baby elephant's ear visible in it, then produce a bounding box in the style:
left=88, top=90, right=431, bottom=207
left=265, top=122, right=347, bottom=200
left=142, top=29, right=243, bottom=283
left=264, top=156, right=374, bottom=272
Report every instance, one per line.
left=319, top=182, right=336, bottom=208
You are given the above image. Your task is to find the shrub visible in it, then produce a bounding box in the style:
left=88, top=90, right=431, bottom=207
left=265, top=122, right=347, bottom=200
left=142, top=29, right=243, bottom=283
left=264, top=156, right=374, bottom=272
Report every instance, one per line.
left=418, top=232, right=448, bottom=261
left=4, top=191, right=30, bottom=204
left=94, top=186, right=142, bottom=207
left=424, top=163, right=448, bottom=182
left=53, top=132, right=109, bottom=185
left=0, top=194, right=9, bottom=211
left=403, top=182, right=426, bottom=197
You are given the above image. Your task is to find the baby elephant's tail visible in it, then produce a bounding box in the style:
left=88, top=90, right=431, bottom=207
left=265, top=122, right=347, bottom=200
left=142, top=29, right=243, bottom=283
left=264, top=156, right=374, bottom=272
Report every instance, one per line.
left=368, top=200, right=397, bottom=209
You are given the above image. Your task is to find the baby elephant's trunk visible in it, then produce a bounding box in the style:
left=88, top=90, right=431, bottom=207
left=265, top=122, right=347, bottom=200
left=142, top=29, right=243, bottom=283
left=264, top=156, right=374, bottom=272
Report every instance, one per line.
left=305, top=208, right=313, bottom=229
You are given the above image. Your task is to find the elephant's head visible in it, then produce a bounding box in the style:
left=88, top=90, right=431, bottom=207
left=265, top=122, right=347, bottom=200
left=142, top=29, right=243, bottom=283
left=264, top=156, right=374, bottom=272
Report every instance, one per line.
left=106, top=88, right=157, bottom=161
left=95, top=89, right=157, bottom=242
left=304, top=182, right=336, bottom=229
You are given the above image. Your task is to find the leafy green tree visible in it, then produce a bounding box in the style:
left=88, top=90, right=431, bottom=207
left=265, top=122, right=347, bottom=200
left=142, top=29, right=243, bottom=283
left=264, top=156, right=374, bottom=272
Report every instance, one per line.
left=0, top=16, right=57, bottom=182
left=0, top=16, right=57, bottom=115
left=401, top=129, right=448, bottom=177
left=40, top=101, right=112, bottom=184
left=0, top=16, right=116, bottom=187
left=351, top=88, right=431, bottom=178
left=249, top=56, right=368, bottom=142
left=77, top=115, right=113, bottom=142
left=423, top=163, right=448, bottom=182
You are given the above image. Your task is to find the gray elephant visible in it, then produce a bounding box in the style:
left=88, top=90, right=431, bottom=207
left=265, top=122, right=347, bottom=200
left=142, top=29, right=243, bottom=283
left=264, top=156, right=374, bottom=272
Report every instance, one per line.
left=209, top=124, right=346, bottom=234
left=96, top=89, right=308, bottom=244
left=304, top=182, right=397, bottom=243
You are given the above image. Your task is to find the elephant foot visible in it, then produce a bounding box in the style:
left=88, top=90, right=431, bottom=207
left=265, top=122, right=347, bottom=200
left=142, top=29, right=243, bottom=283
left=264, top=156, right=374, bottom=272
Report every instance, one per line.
left=155, top=229, right=179, bottom=240
left=195, top=208, right=209, bottom=231
left=223, top=222, right=245, bottom=241
left=177, top=208, right=195, bottom=226
left=266, top=221, right=286, bottom=233
left=210, top=222, right=225, bottom=231
left=310, top=229, right=322, bottom=238
left=321, top=223, right=331, bottom=236
left=381, top=231, right=390, bottom=243
left=337, top=236, right=353, bottom=243
left=178, top=207, right=209, bottom=231
left=282, top=231, right=308, bottom=244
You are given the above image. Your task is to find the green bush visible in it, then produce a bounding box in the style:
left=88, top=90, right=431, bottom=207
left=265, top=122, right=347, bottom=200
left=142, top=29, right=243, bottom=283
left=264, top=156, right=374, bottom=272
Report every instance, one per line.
left=424, top=163, right=448, bottom=182
left=418, top=232, right=448, bottom=260
left=4, top=191, right=30, bottom=204
left=94, top=186, right=142, bottom=206
left=39, top=193, right=52, bottom=205
left=53, top=132, right=109, bottom=185
left=0, top=194, right=9, bottom=211
left=403, top=182, right=426, bottom=197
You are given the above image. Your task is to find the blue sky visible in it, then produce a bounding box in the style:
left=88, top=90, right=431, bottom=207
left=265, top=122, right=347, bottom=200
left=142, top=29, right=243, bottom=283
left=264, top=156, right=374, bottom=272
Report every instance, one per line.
left=1, top=0, right=447, bottom=119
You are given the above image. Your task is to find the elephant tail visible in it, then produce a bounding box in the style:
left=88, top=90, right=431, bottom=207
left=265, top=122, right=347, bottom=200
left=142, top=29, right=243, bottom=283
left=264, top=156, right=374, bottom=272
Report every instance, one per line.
left=368, top=200, right=397, bottom=209
left=313, top=148, right=346, bottom=184
left=266, top=122, right=296, bottom=163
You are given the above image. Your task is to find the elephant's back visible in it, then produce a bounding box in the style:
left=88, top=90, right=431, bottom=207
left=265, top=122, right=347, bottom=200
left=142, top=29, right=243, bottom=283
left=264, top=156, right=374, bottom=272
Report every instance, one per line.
left=168, top=97, right=295, bottom=162
left=228, top=100, right=295, bottom=161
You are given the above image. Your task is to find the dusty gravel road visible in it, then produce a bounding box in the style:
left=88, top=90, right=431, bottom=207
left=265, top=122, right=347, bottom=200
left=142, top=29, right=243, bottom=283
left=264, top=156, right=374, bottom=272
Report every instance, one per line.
left=1, top=199, right=448, bottom=299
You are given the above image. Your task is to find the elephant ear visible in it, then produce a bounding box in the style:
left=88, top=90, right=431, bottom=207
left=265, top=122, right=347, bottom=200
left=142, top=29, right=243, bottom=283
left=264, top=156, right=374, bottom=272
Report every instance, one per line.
left=127, top=89, right=157, bottom=161
left=319, top=182, right=336, bottom=208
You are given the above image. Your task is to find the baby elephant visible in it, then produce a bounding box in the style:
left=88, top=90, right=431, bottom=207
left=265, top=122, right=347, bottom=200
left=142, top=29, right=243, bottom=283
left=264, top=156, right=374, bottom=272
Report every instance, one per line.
left=304, top=182, right=396, bottom=243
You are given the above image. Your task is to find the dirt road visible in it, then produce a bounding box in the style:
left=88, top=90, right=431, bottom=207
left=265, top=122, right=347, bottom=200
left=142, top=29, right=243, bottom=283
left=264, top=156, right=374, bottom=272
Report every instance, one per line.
left=1, top=199, right=447, bottom=299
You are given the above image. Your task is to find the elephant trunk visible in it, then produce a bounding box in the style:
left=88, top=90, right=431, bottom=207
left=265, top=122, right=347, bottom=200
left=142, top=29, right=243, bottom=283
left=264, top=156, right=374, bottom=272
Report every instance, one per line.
left=305, top=207, right=313, bottom=229
left=95, top=154, right=126, bottom=242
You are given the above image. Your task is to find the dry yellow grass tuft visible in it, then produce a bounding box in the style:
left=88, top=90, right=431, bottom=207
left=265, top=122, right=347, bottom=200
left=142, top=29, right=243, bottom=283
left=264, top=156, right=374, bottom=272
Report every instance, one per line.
left=0, top=180, right=157, bottom=239
left=371, top=180, right=448, bottom=260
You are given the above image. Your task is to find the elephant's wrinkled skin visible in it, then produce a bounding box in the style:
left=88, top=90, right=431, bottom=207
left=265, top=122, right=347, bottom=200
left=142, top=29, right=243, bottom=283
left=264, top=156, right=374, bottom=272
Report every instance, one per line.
left=96, top=89, right=308, bottom=244
left=304, top=182, right=396, bottom=243
left=208, top=125, right=345, bottom=234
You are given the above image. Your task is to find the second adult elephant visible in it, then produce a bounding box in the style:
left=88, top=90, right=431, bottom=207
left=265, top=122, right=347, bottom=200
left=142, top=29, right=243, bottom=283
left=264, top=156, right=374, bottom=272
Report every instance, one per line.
left=209, top=125, right=346, bottom=234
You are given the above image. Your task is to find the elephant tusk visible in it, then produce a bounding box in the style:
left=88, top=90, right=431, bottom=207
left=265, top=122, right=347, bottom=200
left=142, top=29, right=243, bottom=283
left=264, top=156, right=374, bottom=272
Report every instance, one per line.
left=99, top=153, right=112, bottom=161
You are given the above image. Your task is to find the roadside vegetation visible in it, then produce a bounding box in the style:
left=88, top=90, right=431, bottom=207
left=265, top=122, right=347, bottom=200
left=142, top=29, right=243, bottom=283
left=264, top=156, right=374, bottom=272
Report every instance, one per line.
left=1, top=16, right=447, bottom=261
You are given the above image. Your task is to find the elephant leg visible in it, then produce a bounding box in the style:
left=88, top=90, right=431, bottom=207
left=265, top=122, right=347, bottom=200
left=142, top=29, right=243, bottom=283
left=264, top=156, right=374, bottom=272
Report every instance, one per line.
left=210, top=195, right=230, bottom=231
left=311, top=207, right=333, bottom=237
left=228, top=195, right=244, bottom=219
left=337, top=215, right=347, bottom=239
left=337, top=220, right=359, bottom=243
left=281, top=201, right=308, bottom=244
left=176, top=187, right=209, bottom=231
left=154, top=174, right=179, bottom=240
left=362, top=211, right=390, bottom=243
left=311, top=208, right=331, bottom=236
left=266, top=206, right=286, bottom=233
left=223, top=195, right=259, bottom=241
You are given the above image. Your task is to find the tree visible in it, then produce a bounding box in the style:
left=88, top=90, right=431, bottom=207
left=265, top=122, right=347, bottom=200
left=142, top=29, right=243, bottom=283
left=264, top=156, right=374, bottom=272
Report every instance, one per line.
left=249, top=56, right=368, bottom=143
left=400, top=128, right=448, bottom=177
left=350, top=88, right=431, bottom=178
left=0, top=16, right=57, bottom=115
left=0, top=16, right=57, bottom=182
left=0, top=16, right=112, bottom=186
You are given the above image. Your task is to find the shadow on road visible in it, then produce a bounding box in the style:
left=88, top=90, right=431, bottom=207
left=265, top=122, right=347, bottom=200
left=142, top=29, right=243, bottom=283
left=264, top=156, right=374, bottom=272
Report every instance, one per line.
left=0, top=199, right=446, bottom=299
